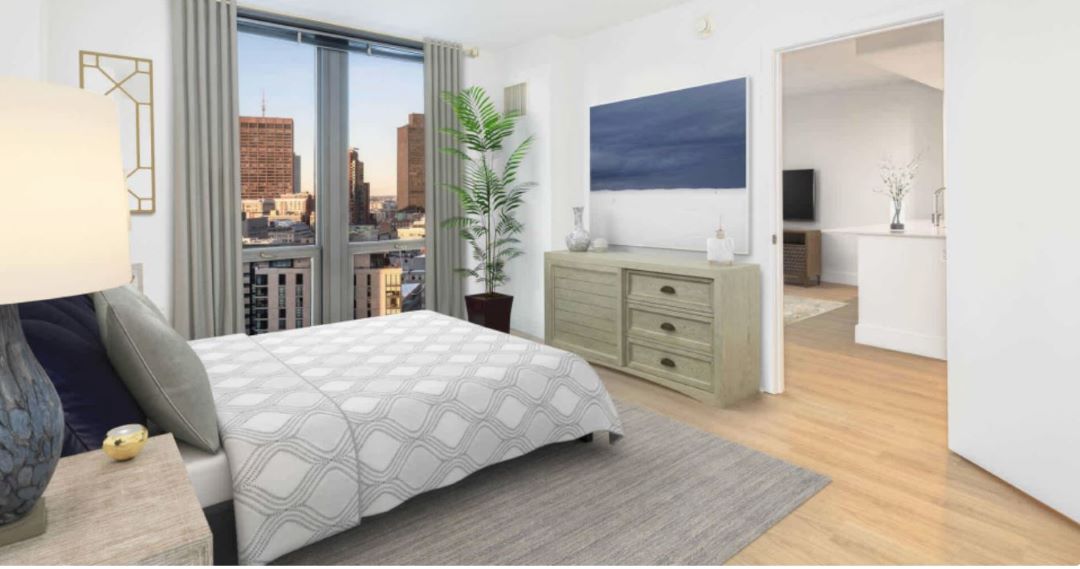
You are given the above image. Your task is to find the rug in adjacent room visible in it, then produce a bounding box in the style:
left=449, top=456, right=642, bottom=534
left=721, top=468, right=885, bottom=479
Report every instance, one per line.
left=784, top=294, right=847, bottom=325
left=278, top=402, right=829, bottom=565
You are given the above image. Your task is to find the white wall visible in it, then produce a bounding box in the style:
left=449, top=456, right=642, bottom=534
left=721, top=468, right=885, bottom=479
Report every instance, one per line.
left=464, top=36, right=583, bottom=339
left=40, top=0, right=174, bottom=316
left=783, top=82, right=944, bottom=284
left=946, top=0, right=1080, bottom=523
left=0, top=0, right=46, bottom=79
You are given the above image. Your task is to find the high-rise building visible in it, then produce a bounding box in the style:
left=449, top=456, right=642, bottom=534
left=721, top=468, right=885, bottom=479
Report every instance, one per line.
left=272, top=192, right=314, bottom=225
left=240, top=116, right=295, bottom=200
left=243, top=258, right=311, bottom=334
left=292, top=154, right=301, bottom=195
left=352, top=254, right=402, bottom=318
left=348, top=148, right=373, bottom=226
left=396, top=113, right=425, bottom=211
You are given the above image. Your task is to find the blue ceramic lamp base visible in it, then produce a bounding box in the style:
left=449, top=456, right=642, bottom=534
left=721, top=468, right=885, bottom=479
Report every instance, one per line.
left=0, top=498, right=46, bottom=546
left=0, top=304, right=63, bottom=534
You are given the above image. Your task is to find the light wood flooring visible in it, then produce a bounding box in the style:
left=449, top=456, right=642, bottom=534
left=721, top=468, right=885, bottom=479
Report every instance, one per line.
left=784, top=281, right=860, bottom=303
left=597, top=283, right=1080, bottom=564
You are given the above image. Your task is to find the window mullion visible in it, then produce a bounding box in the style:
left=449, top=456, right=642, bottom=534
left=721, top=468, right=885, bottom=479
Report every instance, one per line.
left=315, top=46, right=352, bottom=325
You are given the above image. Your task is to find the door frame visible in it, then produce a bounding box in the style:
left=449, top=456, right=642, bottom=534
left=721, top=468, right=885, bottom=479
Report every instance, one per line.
left=769, top=13, right=945, bottom=393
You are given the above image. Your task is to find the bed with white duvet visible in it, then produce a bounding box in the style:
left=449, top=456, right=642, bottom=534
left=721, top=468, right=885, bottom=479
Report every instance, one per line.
left=187, top=310, right=623, bottom=565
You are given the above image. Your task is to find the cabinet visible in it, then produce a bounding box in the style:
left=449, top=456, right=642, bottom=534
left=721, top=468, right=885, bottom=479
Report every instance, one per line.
left=783, top=229, right=821, bottom=286
left=545, top=250, right=761, bottom=406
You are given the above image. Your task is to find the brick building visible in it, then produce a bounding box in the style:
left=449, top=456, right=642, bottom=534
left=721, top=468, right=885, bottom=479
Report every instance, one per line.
left=396, top=113, right=425, bottom=211
left=240, top=116, right=295, bottom=200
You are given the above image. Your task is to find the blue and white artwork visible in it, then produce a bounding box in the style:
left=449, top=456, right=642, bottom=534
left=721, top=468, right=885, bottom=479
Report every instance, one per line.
left=590, top=78, right=747, bottom=191
left=588, top=77, right=751, bottom=254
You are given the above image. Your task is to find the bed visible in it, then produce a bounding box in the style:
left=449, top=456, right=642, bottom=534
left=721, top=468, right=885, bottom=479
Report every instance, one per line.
left=186, top=310, right=624, bottom=565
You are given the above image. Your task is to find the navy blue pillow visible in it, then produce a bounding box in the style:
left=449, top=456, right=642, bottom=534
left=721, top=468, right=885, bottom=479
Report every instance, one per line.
left=18, top=295, right=147, bottom=456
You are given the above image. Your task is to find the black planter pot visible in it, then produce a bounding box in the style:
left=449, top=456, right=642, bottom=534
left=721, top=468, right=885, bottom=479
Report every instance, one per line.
left=464, top=293, right=514, bottom=333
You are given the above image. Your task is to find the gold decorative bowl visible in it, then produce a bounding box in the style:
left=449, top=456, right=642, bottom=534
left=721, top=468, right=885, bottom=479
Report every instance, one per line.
left=102, top=424, right=149, bottom=461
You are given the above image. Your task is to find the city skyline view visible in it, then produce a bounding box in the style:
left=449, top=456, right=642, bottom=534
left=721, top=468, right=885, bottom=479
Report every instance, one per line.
left=237, top=29, right=427, bottom=333
left=237, top=31, right=424, bottom=198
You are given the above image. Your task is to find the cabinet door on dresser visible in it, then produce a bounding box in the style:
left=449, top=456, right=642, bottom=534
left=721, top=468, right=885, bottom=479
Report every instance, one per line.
left=545, top=259, right=622, bottom=367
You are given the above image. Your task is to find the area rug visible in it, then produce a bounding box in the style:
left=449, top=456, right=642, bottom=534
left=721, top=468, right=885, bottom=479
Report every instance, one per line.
left=277, top=402, right=829, bottom=565
left=784, top=294, right=847, bottom=325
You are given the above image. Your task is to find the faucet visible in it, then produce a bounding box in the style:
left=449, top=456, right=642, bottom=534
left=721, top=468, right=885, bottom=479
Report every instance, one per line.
left=931, top=186, right=946, bottom=228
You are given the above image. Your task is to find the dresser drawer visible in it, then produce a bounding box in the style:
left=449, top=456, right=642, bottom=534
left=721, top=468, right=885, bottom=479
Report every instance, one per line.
left=626, top=306, right=713, bottom=354
left=627, top=271, right=713, bottom=312
left=627, top=342, right=713, bottom=391
left=547, top=261, right=621, bottom=367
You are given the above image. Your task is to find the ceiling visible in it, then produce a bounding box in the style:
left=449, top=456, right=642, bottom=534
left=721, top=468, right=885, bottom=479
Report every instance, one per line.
left=783, top=21, right=944, bottom=96
left=240, top=0, right=696, bottom=49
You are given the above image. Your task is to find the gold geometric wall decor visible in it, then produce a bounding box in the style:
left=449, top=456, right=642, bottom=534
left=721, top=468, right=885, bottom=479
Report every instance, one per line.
left=79, top=50, right=157, bottom=215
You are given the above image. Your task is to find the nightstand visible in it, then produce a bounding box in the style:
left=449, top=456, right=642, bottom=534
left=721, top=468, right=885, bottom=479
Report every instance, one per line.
left=0, top=434, right=212, bottom=564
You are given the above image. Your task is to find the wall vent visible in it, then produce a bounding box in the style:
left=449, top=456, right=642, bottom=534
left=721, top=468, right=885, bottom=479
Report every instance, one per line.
left=504, top=82, right=527, bottom=116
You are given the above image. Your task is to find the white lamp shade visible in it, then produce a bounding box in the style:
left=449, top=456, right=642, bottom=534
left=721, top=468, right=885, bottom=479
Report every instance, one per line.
left=0, top=77, right=131, bottom=304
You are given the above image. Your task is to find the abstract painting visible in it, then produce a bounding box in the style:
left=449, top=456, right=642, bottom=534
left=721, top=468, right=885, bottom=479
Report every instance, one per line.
left=588, top=77, right=750, bottom=254
left=590, top=78, right=747, bottom=191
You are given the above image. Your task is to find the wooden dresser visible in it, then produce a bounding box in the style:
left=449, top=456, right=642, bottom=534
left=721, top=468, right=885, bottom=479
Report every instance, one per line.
left=545, top=250, right=761, bottom=406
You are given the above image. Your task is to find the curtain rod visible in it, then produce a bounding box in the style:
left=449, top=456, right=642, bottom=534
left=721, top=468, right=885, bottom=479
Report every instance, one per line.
left=237, top=6, right=424, bottom=53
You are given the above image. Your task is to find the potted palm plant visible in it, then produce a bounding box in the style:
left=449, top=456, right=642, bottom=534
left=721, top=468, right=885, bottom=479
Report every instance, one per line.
left=441, top=87, right=534, bottom=333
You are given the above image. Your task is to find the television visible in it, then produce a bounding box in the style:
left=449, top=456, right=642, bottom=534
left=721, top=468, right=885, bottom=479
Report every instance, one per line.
left=783, top=169, right=815, bottom=221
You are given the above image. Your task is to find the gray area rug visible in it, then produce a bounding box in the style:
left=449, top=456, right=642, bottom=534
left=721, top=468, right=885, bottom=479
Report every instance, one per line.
left=784, top=294, right=847, bottom=325
left=277, top=402, right=829, bottom=565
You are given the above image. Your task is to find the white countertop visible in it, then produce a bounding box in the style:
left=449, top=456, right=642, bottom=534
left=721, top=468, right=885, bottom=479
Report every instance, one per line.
left=823, top=220, right=946, bottom=239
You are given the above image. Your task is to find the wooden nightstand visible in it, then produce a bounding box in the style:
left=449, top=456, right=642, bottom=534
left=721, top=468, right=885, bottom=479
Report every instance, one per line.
left=0, top=434, right=212, bottom=565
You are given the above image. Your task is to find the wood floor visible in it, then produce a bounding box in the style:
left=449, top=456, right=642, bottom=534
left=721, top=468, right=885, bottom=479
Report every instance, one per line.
left=597, top=284, right=1080, bottom=564
left=783, top=281, right=859, bottom=303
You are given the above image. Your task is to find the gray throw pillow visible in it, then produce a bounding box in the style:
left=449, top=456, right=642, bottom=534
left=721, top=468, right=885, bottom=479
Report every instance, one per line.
left=93, top=286, right=220, bottom=452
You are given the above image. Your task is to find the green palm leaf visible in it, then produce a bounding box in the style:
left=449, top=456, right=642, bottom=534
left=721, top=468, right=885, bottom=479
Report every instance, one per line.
left=441, top=87, right=534, bottom=295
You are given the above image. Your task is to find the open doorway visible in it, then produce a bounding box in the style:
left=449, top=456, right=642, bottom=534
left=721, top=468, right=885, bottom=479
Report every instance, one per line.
left=776, top=19, right=946, bottom=392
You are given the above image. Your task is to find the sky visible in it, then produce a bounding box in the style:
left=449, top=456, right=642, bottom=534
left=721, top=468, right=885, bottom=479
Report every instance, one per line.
left=237, top=32, right=424, bottom=197
left=590, top=78, right=747, bottom=191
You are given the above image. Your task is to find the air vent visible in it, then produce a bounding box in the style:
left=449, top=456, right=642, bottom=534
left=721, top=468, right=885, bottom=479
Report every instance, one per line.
left=504, top=82, right=527, bottom=116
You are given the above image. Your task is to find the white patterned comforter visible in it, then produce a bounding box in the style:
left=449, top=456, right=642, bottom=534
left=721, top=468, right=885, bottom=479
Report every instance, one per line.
left=189, top=311, right=623, bottom=565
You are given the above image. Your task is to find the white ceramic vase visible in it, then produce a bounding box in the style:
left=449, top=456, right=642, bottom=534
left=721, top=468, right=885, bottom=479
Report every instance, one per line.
left=565, top=207, right=591, bottom=252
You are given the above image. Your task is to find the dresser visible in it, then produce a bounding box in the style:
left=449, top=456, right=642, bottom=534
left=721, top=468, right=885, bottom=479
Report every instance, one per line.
left=545, top=250, right=761, bottom=406
left=0, top=434, right=212, bottom=565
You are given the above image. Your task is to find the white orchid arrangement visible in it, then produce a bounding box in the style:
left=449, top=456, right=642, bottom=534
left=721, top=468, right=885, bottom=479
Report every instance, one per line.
left=875, top=156, right=920, bottom=225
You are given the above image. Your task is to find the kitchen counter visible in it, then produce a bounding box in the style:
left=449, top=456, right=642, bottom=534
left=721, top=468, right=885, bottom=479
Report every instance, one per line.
left=824, top=220, right=946, bottom=239
left=824, top=219, right=946, bottom=360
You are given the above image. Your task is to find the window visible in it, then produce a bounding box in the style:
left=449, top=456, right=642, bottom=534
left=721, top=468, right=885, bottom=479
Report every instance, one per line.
left=238, top=27, right=317, bottom=335
left=238, top=14, right=425, bottom=334
left=347, top=54, right=425, bottom=243
left=347, top=51, right=427, bottom=318
left=237, top=32, right=316, bottom=248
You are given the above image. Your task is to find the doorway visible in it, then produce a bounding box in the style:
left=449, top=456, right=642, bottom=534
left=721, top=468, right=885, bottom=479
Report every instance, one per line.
left=773, top=17, right=946, bottom=393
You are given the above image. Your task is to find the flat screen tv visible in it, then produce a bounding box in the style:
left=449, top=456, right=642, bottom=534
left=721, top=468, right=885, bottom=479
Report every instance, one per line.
left=783, top=169, right=815, bottom=221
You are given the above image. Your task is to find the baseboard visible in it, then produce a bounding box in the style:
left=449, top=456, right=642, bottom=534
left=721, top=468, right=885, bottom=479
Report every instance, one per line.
left=821, top=270, right=857, bottom=286
left=855, top=323, right=946, bottom=360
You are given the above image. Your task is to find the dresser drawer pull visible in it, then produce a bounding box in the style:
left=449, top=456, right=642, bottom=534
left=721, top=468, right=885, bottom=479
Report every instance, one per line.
left=660, top=322, right=676, bottom=332
left=660, top=285, right=676, bottom=294
left=659, top=357, right=676, bottom=368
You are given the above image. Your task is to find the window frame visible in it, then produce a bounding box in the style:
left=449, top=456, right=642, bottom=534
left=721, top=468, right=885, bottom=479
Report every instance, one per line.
left=237, top=11, right=426, bottom=331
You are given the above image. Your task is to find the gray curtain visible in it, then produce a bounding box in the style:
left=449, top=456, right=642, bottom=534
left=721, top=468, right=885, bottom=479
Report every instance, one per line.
left=423, top=39, right=466, bottom=319
left=171, top=0, right=243, bottom=339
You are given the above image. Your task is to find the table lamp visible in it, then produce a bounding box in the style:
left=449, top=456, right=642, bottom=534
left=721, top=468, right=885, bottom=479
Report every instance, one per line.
left=0, top=77, right=130, bottom=540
